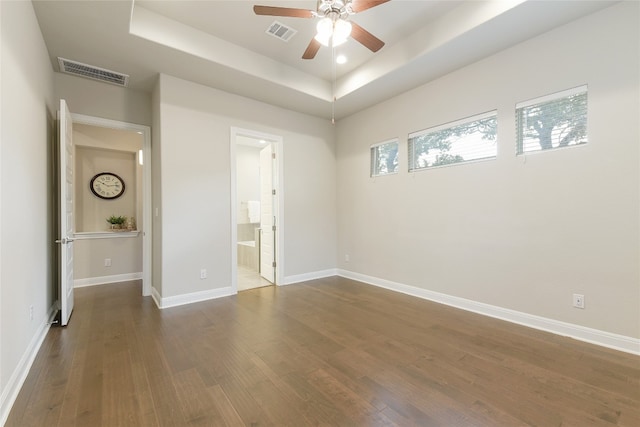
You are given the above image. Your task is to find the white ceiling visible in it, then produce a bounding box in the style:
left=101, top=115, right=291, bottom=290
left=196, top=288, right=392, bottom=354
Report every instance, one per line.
left=32, top=0, right=617, bottom=120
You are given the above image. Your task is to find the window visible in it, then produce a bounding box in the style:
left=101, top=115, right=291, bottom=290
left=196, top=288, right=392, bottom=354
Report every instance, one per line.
left=408, top=111, right=497, bottom=171
left=371, top=139, right=399, bottom=177
left=516, top=85, right=587, bottom=154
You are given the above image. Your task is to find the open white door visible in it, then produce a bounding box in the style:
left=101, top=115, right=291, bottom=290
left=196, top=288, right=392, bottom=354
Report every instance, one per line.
left=57, top=99, right=74, bottom=326
left=259, top=145, right=275, bottom=283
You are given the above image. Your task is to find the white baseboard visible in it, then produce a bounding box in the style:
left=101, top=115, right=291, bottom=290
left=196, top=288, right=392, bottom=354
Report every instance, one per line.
left=74, top=272, right=142, bottom=288
left=151, top=286, right=162, bottom=309
left=337, top=269, right=640, bottom=355
left=283, top=269, right=338, bottom=286
left=0, top=304, right=57, bottom=426
left=153, top=286, right=236, bottom=309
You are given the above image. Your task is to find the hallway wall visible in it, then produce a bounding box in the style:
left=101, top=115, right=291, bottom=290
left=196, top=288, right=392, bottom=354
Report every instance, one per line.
left=0, top=1, right=56, bottom=422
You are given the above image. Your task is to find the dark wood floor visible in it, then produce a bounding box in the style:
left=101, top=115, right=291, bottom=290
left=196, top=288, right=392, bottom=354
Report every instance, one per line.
left=6, top=277, right=639, bottom=426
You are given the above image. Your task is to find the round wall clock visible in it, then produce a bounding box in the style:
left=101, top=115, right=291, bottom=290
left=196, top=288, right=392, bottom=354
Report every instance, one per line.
left=90, top=172, right=125, bottom=200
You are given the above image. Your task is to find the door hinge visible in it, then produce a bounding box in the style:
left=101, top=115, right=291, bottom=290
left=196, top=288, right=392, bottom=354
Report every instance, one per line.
left=272, top=261, right=277, bottom=268
left=272, top=189, right=276, bottom=195
left=272, top=153, right=276, bottom=160
left=272, top=225, right=276, bottom=231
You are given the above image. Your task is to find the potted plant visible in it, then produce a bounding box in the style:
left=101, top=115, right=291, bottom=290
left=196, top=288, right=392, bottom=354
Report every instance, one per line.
left=106, top=215, right=127, bottom=230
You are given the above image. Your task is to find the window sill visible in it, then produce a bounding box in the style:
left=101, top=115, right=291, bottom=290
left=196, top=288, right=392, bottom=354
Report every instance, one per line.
left=74, top=231, right=140, bottom=240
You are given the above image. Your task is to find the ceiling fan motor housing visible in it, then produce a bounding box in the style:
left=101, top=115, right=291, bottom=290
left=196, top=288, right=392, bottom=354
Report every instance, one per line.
left=318, top=0, right=352, bottom=20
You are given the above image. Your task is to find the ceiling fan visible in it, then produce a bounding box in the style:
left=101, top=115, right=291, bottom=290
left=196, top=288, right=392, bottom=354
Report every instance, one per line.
left=253, top=0, right=389, bottom=59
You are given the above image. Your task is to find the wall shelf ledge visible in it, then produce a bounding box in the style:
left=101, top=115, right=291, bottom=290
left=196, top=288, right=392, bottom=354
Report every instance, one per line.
left=74, top=231, right=140, bottom=240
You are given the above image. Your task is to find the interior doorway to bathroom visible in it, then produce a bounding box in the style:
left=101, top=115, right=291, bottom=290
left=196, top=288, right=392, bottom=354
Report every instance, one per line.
left=231, top=128, right=283, bottom=292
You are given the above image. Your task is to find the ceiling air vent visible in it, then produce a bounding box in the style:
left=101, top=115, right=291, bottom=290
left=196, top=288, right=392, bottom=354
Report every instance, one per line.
left=265, top=21, right=297, bottom=42
left=57, top=57, right=129, bottom=87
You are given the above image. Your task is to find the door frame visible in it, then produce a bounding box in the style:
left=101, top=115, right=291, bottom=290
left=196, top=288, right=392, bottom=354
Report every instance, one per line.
left=230, top=127, right=284, bottom=291
left=72, top=113, right=152, bottom=296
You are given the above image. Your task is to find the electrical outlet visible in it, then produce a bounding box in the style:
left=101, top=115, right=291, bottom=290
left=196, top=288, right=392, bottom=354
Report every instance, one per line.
left=345, top=254, right=350, bottom=262
left=200, top=269, right=207, bottom=279
left=29, top=305, right=34, bottom=321
left=573, top=293, right=585, bottom=309
left=104, top=258, right=112, bottom=267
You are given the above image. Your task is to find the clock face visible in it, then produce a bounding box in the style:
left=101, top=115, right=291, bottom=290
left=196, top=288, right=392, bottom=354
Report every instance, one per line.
left=90, top=172, right=125, bottom=200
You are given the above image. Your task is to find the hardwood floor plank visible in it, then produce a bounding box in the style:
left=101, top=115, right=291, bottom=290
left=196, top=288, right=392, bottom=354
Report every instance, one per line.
left=73, top=327, right=105, bottom=427
left=5, top=279, right=639, bottom=427
left=280, top=371, right=355, bottom=426
left=247, top=376, right=312, bottom=426
left=305, top=368, right=395, bottom=426
left=145, top=370, right=187, bottom=427
left=127, top=328, right=161, bottom=426
left=358, top=375, right=443, bottom=426
left=56, top=344, right=88, bottom=426
left=316, top=364, right=388, bottom=412
left=251, top=355, right=304, bottom=402
left=251, top=355, right=354, bottom=426
left=218, top=376, right=275, bottom=427
left=101, top=349, right=142, bottom=426
left=172, top=368, right=225, bottom=425
left=207, top=384, right=245, bottom=426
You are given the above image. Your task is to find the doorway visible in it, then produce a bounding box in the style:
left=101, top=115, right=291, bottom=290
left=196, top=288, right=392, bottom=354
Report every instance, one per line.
left=71, top=114, right=152, bottom=296
left=230, top=127, right=283, bottom=292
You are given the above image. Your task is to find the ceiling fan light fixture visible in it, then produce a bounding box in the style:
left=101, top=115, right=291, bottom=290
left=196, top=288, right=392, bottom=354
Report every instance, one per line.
left=332, top=35, right=348, bottom=47
left=315, top=17, right=351, bottom=47
left=314, top=32, right=331, bottom=47
left=316, top=17, right=333, bottom=38
left=333, top=19, right=352, bottom=46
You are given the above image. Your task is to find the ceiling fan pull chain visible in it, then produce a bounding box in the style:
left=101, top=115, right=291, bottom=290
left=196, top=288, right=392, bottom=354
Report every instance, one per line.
left=331, top=43, right=336, bottom=125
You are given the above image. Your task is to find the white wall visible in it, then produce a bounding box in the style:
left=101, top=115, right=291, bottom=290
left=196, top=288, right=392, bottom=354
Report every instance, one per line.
left=75, top=146, right=137, bottom=232
left=0, top=0, right=55, bottom=422
left=156, top=74, right=336, bottom=299
left=236, top=144, right=261, bottom=225
left=73, top=237, right=142, bottom=281
left=336, top=2, right=639, bottom=340
left=55, top=72, right=151, bottom=126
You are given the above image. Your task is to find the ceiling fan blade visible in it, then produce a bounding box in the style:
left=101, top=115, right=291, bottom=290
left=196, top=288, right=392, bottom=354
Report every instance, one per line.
left=350, top=0, right=390, bottom=13
left=253, top=5, right=314, bottom=18
left=302, top=38, right=321, bottom=60
left=350, top=22, right=385, bottom=52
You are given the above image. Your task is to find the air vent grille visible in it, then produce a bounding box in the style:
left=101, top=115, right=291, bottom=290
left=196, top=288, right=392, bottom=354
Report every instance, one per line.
left=265, top=21, right=297, bottom=42
left=57, top=57, right=129, bottom=87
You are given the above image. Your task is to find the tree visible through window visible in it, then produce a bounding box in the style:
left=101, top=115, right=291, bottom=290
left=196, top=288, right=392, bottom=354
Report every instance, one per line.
left=408, top=111, right=497, bottom=171
left=516, top=86, right=587, bottom=154
left=371, top=139, right=399, bottom=177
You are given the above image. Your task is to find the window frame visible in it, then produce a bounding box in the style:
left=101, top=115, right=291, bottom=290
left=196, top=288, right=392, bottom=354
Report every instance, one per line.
left=516, top=85, right=588, bottom=155
left=370, top=138, right=399, bottom=177
left=408, top=110, right=498, bottom=172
